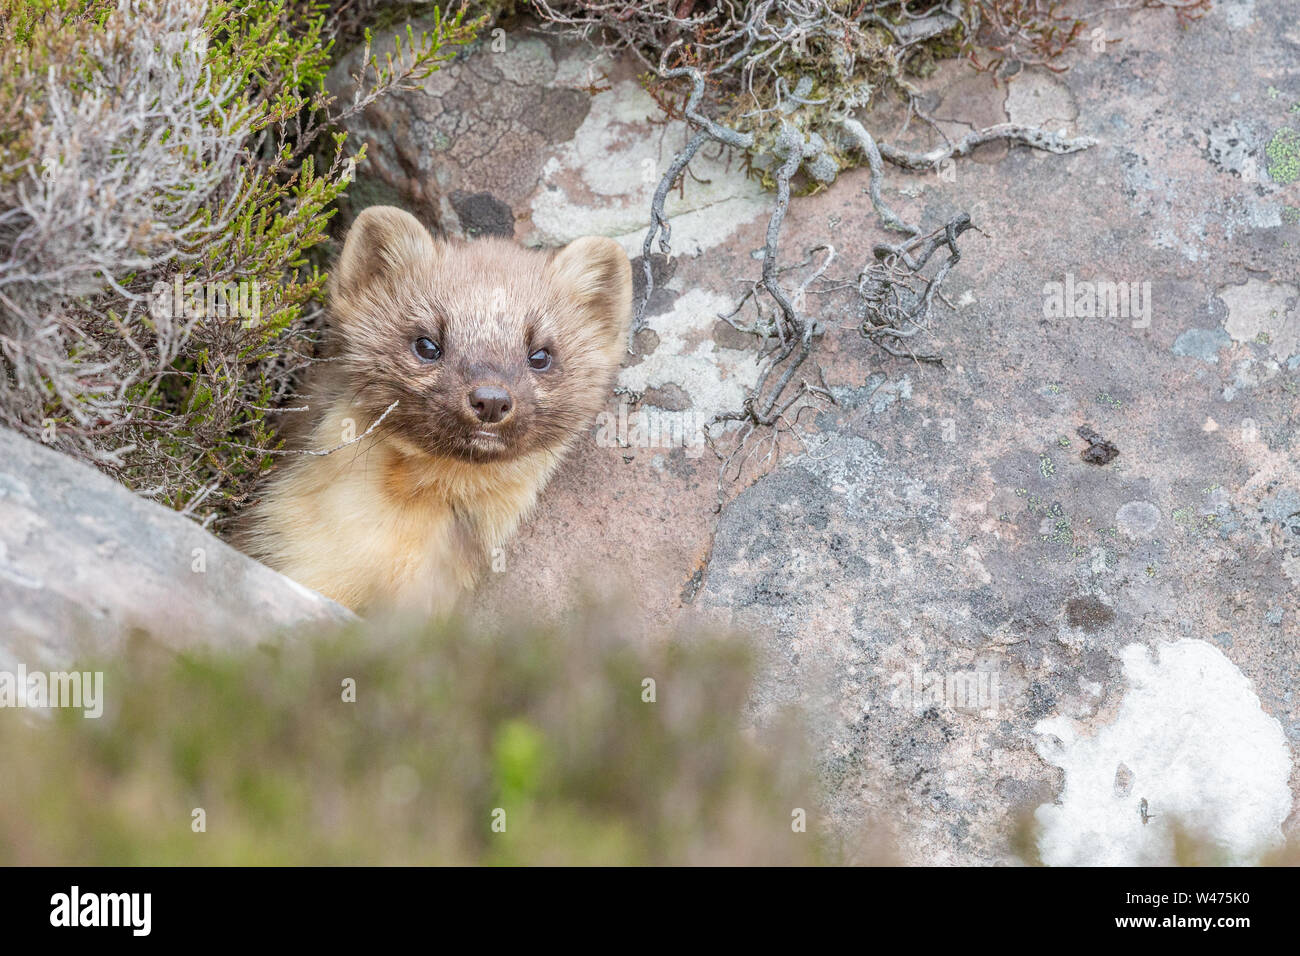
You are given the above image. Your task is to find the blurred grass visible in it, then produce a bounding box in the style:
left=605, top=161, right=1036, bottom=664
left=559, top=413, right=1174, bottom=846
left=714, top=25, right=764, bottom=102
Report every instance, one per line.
left=0, top=610, right=840, bottom=865
left=5, top=608, right=1292, bottom=866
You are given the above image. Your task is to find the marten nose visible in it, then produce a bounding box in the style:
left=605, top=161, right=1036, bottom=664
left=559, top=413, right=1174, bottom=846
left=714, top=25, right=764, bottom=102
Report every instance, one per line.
left=469, top=385, right=512, bottom=423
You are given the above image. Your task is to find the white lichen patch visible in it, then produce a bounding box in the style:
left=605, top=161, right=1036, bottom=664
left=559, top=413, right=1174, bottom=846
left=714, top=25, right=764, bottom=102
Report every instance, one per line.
left=551, top=47, right=616, bottom=89
left=485, top=37, right=556, bottom=87
left=1282, top=552, right=1300, bottom=589
left=1115, top=500, right=1161, bottom=539
left=1219, top=0, right=1256, bottom=29
left=1222, top=356, right=1280, bottom=401
left=529, top=79, right=768, bottom=249
left=1218, top=277, right=1299, bottom=361
left=1034, top=639, right=1292, bottom=866
left=618, top=288, right=761, bottom=422
left=1004, top=72, right=1078, bottom=133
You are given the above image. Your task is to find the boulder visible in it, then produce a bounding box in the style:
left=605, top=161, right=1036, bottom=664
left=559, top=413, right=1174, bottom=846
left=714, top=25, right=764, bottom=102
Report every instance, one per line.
left=0, top=428, right=354, bottom=673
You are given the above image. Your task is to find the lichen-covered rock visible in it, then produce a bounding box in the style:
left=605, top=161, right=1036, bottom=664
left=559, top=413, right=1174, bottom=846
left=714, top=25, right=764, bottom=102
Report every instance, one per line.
left=329, top=5, right=1300, bottom=865
left=465, top=4, right=1300, bottom=865
left=0, top=429, right=354, bottom=672
left=327, top=26, right=768, bottom=252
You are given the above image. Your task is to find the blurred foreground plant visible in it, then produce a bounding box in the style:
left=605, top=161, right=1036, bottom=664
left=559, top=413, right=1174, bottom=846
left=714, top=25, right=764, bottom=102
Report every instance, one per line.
left=0, top=610, right=854, bottom=865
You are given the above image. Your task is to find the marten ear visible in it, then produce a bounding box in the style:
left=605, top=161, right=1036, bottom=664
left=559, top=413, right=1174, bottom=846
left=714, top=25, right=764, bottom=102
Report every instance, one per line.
left=549, top=236, right=632, bottom=346
left=333, top=206, right=437, bottom=302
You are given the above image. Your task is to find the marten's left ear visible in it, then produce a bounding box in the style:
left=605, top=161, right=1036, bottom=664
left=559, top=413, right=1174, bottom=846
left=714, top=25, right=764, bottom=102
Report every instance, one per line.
left=549, top=236, right=632, bottom=346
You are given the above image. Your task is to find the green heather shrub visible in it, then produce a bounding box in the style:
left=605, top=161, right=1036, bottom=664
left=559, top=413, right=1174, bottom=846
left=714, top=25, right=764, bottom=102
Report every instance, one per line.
left=0, top=610, right=839, bottom=865
left=0, top=0, right=479, bottom=527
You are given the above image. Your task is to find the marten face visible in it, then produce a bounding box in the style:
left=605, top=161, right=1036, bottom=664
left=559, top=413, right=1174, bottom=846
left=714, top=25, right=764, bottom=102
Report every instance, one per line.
left=328, top=207, right=631, bottom=464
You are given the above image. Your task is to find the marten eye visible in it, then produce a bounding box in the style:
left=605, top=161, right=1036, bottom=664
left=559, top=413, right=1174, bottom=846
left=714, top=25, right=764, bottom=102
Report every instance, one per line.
left=412, top=337, right=442, bottom=363
left=528, top=347, right=552, bottom=371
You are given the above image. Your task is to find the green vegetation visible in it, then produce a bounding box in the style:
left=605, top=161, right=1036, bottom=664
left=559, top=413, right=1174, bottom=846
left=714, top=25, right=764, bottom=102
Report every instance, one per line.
left=0, top=0, right=481, bottom=526
left=1265, top=127, right=1300, bottom=185
left=0, top=611, right=832, bottom=865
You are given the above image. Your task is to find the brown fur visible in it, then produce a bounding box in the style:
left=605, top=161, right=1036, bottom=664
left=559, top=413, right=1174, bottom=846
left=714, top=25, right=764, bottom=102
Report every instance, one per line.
left=237, top=206, right=631, bottom=614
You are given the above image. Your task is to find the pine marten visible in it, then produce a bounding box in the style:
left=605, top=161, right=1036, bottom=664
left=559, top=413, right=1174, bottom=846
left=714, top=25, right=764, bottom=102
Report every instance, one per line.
left=238, top=206, right=632, bottom=614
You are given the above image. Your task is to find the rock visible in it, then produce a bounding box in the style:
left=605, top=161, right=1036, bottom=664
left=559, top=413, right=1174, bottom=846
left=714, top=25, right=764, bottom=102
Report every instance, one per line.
left=1076, top=425, right=1119, bottom=465
left=366, top=10, right=1300, bottom=865
left=616, top=288, right=761, bottom=423
left=1113, top=761, right=1134, bottom=797
left=327, top=25, right=768, bottom=253
left=0, top=429, right=354, bottom=672
left=328, top=33, right=590, bottom=237
left=1065, top=595, right=1115, bottom=632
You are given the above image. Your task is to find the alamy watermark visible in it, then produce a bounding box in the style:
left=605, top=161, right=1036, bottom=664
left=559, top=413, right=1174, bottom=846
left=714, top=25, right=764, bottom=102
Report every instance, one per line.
left=150, top=275, right=262, bottom=327
left=0, top=666, right=103, bottom=718
left=595, top=401, right=708, bottom=457
left=888, top=665, right=1001, bottom=717
left=50, top=886, right=150, bottom=936
left=1043, top=273, right=1151, bottom=328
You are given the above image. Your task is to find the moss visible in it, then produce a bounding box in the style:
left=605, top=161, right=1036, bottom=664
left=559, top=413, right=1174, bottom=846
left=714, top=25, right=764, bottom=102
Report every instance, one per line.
left=1042, top=515, right=1073, bottom=547
left=1265, top=127, right=1300, bottom=185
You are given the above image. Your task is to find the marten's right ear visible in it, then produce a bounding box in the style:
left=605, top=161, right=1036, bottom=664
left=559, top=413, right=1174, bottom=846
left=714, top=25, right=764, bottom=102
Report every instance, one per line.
left=333, top=206, right=437, bottom=302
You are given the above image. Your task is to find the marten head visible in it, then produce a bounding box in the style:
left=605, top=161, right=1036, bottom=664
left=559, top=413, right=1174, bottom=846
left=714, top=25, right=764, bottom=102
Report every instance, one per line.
left=328, top=206, right=631, bottom=464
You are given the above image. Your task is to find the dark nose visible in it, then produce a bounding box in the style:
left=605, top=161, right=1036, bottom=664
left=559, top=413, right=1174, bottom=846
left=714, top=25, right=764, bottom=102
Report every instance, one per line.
left=469, top=385, right=513, bottom=423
